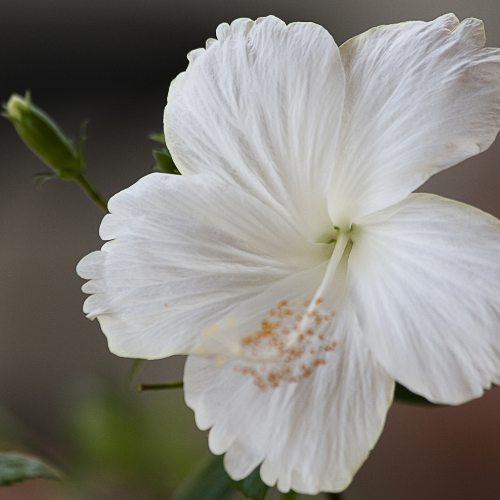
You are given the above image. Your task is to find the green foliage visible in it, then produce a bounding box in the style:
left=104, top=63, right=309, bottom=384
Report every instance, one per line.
left=149, top=130, right=180, bottom=174
left=172, top=455, right=235, bottom=500
left=230, top=464, right=269, bottom=500
left=173, top=454, right=270, bottom=500
left=66, top=380, right=209, bottom=498
left=152, top=148, right=180, bottom=175
left=148, top=131, right=166, bottom=144
left=0, top=407, right=62, bottom=487
left=0, top=453, right=61, bottom=486
left=394, top=383, right=441, bottom=406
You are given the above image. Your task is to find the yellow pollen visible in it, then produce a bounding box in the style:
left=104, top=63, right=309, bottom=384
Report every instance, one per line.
left=234, top=298, right=338, bottom=391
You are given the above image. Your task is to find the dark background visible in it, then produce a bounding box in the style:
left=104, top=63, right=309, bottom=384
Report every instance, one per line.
left=1, top=1, right=500, bottom=499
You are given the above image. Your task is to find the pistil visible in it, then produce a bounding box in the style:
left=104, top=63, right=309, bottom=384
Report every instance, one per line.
left=283, top=231, right=350, bottom=347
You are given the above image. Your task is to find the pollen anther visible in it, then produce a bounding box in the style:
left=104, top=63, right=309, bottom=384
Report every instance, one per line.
left=233, top=298, right=338, bottom=390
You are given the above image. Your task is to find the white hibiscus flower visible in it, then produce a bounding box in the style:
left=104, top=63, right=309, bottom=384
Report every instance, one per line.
left=77, top=14, right=500, bottom=494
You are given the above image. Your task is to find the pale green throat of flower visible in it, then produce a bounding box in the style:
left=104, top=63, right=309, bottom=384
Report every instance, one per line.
left=194, top=226, right=356, bottom=391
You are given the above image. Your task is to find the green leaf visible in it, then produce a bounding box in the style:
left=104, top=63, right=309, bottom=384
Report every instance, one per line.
left=394, top=383, right=443, bottom=406
left=0, top=453, right=61, bottom=486
left=172, top=455, right=235, bottom=500
left=66, top=381, right=209, bottom=495
left=173, top=454, right=269, bottom=500
left=149, top=130, right=180, bottom=174
left=149, top=131, right=166, bottom=143
left=229, top=465, right=269, bottom=500
left=152, top=148, right=180, bottom=175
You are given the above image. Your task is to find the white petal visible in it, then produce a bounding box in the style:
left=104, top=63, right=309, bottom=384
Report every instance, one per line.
left=185, top=257, right=394, bottom=494
left=349, top=194, right=500, bottom=404
left=329, top=14, right=500, bottom=223
left=164, top=16, right=345, bottom=239
left=76, top=173, right=330, bottom=359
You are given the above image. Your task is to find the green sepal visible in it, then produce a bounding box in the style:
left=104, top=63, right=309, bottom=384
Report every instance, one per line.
left=229, top=465, right=269, bottom=500
left=394, top=382, right=442, bottom=406
left=149, top=131, right=166, bottom=144
left=152, top=148, right=180, bottom=175
left=3, top=92, right=83, bottom=179
left=172, top=455, right=235, bottom=500
left=0, top=453, right=61, bottom=486
left=32, top=172, right=59, bottom=188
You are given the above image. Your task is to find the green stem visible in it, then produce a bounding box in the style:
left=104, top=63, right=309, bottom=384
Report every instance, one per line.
left=136, top=381, right=184, bottom=391
left=75, top=173, right=108, bottom=213
left=125, top=359, right=146, bottom=390
left=282, top=491, right=298, bottom=499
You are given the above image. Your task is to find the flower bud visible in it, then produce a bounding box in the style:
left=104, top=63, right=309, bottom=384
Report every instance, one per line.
left=3, top=93, right=83, bottom=179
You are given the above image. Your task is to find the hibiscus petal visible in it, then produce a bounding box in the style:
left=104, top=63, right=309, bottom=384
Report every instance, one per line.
left=164, top=16, right=345, bottom=239
left=349, top=193, right=500, bottom=404
left=76, top=173, right=330, bottom=359
left=185, top=257, right=394, bottom=494
left=330, top=14, right=500, bottom=223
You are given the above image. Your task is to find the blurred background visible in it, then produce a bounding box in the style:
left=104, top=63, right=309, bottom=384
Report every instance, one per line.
left=1, top=0, right=500, bottom=499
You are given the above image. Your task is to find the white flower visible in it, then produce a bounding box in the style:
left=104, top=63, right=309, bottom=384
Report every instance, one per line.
left=77, top=14, right=500, bottom=494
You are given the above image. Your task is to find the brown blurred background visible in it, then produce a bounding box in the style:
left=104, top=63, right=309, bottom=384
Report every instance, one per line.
left=1, top=0, right=500, bottom=499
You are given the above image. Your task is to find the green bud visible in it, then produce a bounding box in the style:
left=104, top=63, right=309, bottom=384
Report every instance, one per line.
left=3, top=93, right=84, bottom=179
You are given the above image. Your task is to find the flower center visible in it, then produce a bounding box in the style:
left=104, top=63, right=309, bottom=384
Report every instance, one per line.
left=194, top=231, right=352, bottom=390
left=233, top=298, right=337, bottom=390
